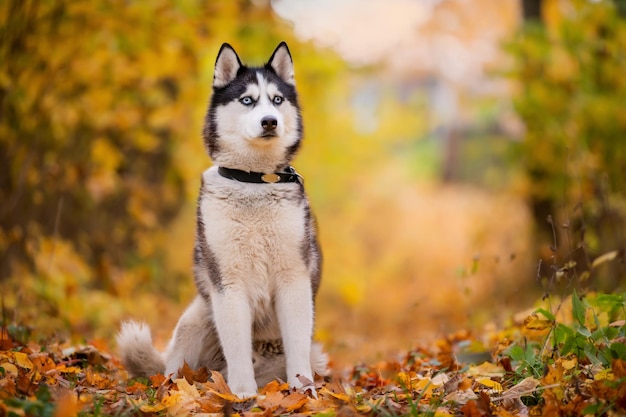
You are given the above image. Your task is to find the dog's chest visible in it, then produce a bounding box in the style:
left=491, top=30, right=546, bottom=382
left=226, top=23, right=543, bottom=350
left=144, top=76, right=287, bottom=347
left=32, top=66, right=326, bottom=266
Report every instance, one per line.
left=198, top=168, right=308, bottom=289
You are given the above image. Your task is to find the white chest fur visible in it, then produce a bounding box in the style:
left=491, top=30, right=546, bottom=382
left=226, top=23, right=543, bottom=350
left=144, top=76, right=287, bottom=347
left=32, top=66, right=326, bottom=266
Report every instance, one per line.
left=198, top=167, right=309, bottom=314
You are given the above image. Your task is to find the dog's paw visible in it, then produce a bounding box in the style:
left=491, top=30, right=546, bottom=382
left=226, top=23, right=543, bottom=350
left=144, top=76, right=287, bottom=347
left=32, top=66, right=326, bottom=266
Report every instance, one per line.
left=234, top=390, right=257, bottom=399
left=230, top=382, right=258, bottom=399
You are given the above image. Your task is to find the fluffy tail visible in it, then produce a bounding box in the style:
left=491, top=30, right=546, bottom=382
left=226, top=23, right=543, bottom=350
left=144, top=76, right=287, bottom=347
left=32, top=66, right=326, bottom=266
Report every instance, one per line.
left=116, top=321, right=166, bottom=377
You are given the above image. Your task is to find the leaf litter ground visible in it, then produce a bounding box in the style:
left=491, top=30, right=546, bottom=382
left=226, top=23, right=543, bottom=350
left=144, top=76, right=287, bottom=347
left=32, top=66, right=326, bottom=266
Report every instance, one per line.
left=1, top=294, right=626, bottom=416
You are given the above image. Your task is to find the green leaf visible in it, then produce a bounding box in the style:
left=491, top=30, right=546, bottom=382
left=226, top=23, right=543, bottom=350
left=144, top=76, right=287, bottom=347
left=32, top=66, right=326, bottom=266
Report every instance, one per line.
left=554, top=323, right=574, bottom=343
left=535, top=307, right=555, bottom=321
left=524, top=344, right=538, bottom=363
left=583, top=403, right=602, bottom=415
left=593, top=293, right=626, bottom=314
left=584, top=343, right=604, bottom=367
left=577, top=326, right=592, bottom=338
left=572, top=289, right=586, bottom=327
left=507, top=345, right=526, bottom=362
left=591, top=326, right=618, bottom=342
left=610, top=342, right=626, bottom=360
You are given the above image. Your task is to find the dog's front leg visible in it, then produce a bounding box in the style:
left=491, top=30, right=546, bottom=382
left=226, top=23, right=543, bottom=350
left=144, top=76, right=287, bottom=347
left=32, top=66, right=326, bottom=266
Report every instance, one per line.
left=276, top=276, right=315, bottom=393
left=211, top=289, right=257, bottom=398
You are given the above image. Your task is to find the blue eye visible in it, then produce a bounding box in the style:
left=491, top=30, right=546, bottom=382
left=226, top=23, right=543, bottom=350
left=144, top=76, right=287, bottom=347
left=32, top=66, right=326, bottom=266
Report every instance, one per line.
left=240, top=96, right=253, bottom=106
left=273, top=96, right=283, bottom=105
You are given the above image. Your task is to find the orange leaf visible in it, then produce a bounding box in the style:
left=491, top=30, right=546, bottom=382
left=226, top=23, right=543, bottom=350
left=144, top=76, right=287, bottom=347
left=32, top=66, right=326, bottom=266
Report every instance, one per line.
left=197, top=391, right=228, bottom=413
left=178, top=361, right=209, bottom=384
left=205, top=370, right=232, bottom=394
left=256, top=390, right=284, bottom=411
left=612, top=359, right=626, bottom=378
left=260, top=379, right=290, bottom=394
left=280, top=392, right=308, bottom=412
left=150, top=373, right=167, bottom=388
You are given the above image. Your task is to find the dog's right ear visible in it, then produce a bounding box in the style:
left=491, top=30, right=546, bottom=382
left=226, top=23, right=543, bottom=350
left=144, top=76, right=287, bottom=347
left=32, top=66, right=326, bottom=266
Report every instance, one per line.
left=213, top=43, right=242, bottom=89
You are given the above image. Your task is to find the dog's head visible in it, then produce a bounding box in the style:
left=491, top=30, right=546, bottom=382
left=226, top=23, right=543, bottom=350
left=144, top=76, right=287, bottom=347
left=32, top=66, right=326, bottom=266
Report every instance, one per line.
left=203, top=42, right=303, bottom=173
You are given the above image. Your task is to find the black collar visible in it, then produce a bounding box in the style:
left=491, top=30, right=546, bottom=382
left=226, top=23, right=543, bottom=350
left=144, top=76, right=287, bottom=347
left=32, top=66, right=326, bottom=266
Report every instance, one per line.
left=218, top=166, right=303, bottom=185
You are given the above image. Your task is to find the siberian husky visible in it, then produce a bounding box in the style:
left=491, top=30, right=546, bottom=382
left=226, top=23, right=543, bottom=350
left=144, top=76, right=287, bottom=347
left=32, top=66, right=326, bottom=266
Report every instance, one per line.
left=117, top=42, right=328, bottom=398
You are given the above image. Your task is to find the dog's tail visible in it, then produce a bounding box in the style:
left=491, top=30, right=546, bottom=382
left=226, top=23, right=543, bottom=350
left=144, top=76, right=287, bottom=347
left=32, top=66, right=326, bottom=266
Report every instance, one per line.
left=116, top=321, right=166, bottom=377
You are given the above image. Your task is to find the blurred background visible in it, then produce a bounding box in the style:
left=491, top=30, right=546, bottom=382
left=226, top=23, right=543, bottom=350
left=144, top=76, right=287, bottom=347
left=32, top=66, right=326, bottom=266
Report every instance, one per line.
left=1, top=0, right=625, bottom=366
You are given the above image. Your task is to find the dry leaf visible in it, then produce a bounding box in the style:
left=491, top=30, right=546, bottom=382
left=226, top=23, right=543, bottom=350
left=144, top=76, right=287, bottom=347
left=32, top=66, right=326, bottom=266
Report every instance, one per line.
left=280, top=392, right=308, bottom=412
left=256, top=390, right=284, bottom=411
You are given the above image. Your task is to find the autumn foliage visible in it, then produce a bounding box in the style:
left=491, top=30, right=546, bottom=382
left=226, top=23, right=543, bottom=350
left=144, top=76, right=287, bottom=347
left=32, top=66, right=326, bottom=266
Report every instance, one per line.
left=2, top=291, right=626, bottom=416
left=2, top=0, right=626, bottom=416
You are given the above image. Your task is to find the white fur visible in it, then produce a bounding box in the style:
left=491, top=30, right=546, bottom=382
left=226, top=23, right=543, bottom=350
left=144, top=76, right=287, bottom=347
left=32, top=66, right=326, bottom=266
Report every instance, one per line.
left=197, top=167, right=318, bottom=395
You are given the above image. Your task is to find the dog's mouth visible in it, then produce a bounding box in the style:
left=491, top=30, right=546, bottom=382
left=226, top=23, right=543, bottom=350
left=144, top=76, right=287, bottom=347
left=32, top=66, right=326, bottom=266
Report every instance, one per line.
left=259, top=132, right=278, bottom=139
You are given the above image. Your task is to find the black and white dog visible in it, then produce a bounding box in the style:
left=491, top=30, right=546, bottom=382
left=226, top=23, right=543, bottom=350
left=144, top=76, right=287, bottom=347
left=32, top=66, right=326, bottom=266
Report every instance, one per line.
left=117, top=42, right=328, bottom=398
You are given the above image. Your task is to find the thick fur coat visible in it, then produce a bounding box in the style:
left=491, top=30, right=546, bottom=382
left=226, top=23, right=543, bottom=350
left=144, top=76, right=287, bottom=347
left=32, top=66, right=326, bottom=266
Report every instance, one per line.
left=117, top=42, right=328, bottom=398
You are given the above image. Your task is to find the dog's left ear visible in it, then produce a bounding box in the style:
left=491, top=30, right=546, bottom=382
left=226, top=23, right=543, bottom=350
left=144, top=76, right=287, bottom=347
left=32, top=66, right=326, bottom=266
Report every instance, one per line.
left=267, top=42, right=295, bottom=85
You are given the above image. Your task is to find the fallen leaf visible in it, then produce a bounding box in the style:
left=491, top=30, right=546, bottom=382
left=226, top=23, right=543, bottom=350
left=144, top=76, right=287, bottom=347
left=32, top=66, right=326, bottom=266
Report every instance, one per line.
left=196, top=390, right=229, bottom=413
left=444, top=389, right=478, bottom=405
left=461, top=391, right=493, bottom=417
left=256, top=390, right=284, bottom=411
left=13, top=351, right=34, bottom=369
left=178, top=361, right=209, bottom=384
left=1, top=362, right=18, bottom=377
left=468, top=362, right=506, bottom=378
left=280, top=392, right=308, bottom=412
left=476, top=378, right=503, bottom=392
left=260, top=379, right=290, bottom=394
left=494, top=377, right=540, bottom=415
left=612, top=359, right=626, bottom=378
left=150, top=373, right=167, bottom=388
left=205, top=370, right=232, bottom=394
left=174, top=377, right=200, bottom=398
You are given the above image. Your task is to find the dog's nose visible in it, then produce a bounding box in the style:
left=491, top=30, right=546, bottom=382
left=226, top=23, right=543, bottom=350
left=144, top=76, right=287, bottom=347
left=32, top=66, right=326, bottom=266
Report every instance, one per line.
left=261, top=116, right=278, bottom=131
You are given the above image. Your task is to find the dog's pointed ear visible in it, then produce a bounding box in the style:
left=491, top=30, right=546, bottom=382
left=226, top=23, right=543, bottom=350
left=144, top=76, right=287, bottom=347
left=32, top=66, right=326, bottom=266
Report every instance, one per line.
left=213, top=43, right=242, bottom=89
left=267, top=42, right=295, bottom=85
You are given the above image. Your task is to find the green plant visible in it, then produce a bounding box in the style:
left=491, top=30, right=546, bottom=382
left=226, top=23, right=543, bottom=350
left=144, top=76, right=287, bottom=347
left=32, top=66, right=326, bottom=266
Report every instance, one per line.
left=505, top=343, right=544, bottom=380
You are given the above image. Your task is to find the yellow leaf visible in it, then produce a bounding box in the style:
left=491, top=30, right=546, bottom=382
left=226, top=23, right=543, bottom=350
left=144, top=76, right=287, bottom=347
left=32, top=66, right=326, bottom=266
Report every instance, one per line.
left=1, top=362, right=18, bottom=377
left=320, top=387, right=350, bottom=403
left=139, top=402, right=166, bottom=413
left=594, top=369, right=614, bottom=381
left=13, top=352, right=33, bottom=370
left=560, top=358, right=577, bottom=370
left=522, top=313, right=552, bottom=339
left=173, top=377, right=200, bottom=398
left=467, top=362, right=506, bottom=378
left=476, top=378, right=503, bottom=392
left=57, top=365, right=82, bottom=374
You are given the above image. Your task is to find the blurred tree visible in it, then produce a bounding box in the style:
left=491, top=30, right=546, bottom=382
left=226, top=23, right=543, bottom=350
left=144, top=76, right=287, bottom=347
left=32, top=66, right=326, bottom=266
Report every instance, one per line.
left=506, top=0, right=626, bottom=290
left=0, top=1, right=206, bottom=286
left=0, top=0, right=227, bottom=338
